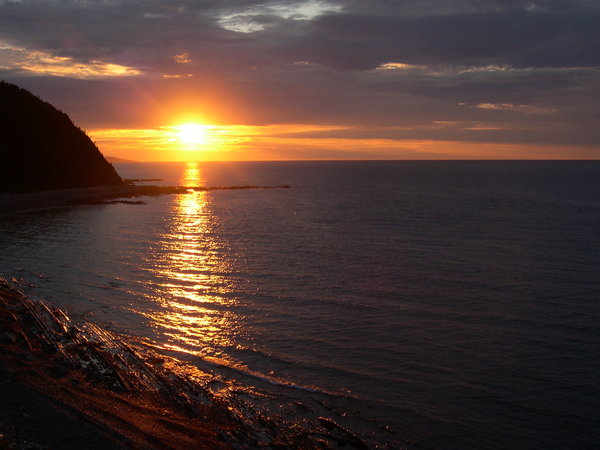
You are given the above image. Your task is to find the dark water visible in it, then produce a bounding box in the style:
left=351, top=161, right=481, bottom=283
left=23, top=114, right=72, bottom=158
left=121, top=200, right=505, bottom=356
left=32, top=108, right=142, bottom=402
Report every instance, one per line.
left=1, top=161, right=599, bottom=448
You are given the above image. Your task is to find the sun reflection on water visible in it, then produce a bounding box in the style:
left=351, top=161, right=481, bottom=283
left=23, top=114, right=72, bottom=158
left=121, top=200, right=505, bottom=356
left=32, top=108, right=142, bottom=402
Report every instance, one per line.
left=142, top=162, right=239, bottom=362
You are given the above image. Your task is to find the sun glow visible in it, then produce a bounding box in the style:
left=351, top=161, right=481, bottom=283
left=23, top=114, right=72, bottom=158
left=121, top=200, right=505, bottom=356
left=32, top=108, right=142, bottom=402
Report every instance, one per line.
left=175, top=123, right=211, bottom=145
left=89, top=123, right=571, bottom=162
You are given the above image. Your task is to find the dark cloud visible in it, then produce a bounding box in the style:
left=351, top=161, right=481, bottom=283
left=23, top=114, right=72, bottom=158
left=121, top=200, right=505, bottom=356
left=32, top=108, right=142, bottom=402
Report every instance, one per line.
left=296, top=8, right=600, bottom=70
left=2, top=0, right=594, bottom=71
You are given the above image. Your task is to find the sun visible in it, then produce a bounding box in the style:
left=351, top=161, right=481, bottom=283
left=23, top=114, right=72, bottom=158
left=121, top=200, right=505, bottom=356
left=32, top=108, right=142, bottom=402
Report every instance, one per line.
left=175, top=123, right=210, bottom=145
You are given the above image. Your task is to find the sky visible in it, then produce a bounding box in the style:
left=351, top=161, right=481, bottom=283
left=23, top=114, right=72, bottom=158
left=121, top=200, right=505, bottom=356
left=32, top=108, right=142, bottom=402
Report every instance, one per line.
left=1, top=0, right=600, bottom=161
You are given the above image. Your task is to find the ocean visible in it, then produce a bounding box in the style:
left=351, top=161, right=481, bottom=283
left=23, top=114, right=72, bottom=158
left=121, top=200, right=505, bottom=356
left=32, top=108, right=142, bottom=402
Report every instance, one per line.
left=1, top=161, right=599, bottom=448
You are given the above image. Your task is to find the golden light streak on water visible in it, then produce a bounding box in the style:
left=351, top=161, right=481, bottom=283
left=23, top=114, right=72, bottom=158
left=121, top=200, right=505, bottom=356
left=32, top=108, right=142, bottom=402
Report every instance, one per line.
left=141, top=162, right=239, bottom=361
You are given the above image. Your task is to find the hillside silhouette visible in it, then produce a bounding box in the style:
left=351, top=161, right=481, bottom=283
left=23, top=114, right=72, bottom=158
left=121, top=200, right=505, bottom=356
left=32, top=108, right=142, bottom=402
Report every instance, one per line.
left=0, top=81, right=122, bottom=192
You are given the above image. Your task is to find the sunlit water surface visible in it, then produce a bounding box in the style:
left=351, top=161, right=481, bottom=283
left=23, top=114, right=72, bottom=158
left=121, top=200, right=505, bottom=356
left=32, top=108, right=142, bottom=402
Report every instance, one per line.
left=1, top=161, right=599, bottom=448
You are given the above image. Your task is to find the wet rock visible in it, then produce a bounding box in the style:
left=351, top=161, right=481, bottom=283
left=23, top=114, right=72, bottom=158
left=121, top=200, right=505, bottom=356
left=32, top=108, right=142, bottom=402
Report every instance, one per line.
left=18, top=352, right=35, bottom=362
left=17, top=330, right=33, bottom=350
left=104, top=200, right=147, bottom=205
left=218, top=431, right=235, bottom=443
left=0, top=331, right=17, bottom=344
left=49, top=363, right=70, bottom=379
left=318, top=417, right=369, bottom=449
left=254, top=431, right=272, bottom=447
left=19, top=442, right=43, bottom=450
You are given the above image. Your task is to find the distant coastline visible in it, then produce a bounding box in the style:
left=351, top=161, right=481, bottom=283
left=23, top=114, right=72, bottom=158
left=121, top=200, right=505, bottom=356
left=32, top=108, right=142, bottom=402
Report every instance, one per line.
left=105, top=156, right=137, bottom=163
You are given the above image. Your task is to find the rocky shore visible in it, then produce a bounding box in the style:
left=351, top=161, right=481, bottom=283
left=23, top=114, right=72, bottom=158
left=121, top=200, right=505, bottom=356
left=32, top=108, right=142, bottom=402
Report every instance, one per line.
left=0, top=183, right=290, bottom=216
left=0, top=278, right=254, bottom=448
left=0, top=278, right=307, bottom=449
left=0, top=277, right=380, bottom=449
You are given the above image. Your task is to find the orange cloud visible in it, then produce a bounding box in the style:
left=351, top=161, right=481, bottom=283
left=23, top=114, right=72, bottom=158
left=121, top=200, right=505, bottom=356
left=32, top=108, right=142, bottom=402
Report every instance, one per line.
left=173, top=52, right=191, bottom=64
left=0, top=42, right=140, bottom=78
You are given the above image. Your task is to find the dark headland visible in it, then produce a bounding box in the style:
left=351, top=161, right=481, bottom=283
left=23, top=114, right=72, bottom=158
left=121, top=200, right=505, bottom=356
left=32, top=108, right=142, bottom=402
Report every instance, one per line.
left=0, top=81, right=122, bottom=193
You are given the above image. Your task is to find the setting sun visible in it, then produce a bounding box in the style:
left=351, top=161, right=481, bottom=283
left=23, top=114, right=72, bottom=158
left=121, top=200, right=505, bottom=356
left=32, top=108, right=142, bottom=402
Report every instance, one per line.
left=175, top=124, right=211, bottom=145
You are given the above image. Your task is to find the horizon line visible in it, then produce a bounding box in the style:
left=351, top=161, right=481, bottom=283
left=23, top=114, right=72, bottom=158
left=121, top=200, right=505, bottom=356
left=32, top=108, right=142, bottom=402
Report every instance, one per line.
left=108, top=158, right=600, bottom=163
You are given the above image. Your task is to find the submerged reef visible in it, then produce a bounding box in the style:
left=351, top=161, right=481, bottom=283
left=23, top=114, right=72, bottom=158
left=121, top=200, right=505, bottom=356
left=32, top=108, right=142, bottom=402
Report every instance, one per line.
left=0, top=81, right=122, bottom=193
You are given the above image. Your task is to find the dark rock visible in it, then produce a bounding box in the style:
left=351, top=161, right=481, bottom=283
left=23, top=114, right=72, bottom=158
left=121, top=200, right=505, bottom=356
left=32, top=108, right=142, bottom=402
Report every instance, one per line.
left=19, top=442, right=44, bottom=450
left=49, top=363, right=70, bottom=379
left=0, top=81, right=123, bottom=193
left=18, top=352, right=35, bottom=362
left=0, top=332, right=17, bottom=344
left=105, top=200, right=147, bottom=205
left=218, top=431, right=235, bottom=443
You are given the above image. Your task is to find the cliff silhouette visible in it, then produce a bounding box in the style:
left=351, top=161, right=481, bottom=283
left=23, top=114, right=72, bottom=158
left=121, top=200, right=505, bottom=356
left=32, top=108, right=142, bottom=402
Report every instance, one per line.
left=0, top=81, right=123, bottom=193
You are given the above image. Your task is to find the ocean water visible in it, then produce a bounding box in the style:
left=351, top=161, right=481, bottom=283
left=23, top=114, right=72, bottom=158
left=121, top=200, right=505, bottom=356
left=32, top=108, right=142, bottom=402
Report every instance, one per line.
left=1, top=161, right=599, bottom=448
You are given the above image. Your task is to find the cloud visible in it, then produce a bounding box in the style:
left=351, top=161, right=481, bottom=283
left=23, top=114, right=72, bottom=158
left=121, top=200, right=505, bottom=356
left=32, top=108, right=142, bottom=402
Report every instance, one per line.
left=1, top=1, right=598, bottom=73
left=0, top=42, right=141, bottom=78
left=216, top=0, right=342, bottom=32
left=0, top=0, right=599, bottom=155
left=299, top=6, right=600, bottom=70
left=173, top=52, right=192, bottom=64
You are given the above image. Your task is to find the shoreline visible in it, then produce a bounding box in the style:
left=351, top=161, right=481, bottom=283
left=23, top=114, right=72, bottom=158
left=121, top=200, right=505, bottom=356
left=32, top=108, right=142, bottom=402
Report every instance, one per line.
left=0, top=183, right=406, bottom=449
left=0, top=278, right=379, bottom=449
left=0, top=278, right=256, bottom=449
left=0, top=183, right=290, bottom=217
